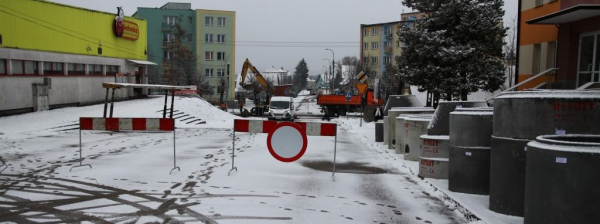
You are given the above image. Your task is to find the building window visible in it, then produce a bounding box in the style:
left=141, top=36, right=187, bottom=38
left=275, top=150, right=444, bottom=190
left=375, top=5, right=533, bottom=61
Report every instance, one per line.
left=205, top=16, right=213, bottom=26
left=188, top=34, right=193, bottom=43
left=371, top=42, right=378, bottom=50
left=163, top=51, right=172, bottom=60
left=11, top=60, right=24, bottom=75
left=535, top=0, right=543, bottom=7
left=205, top=34, right=213, bottom=43
left=15, top=60, right=38, bottom=75
left=107, top=65, right=119, bottom=76
left=68, top=63, right=85, bottom=75
left=385, top=26, right=392, bottom=35
left=384, top=56, right=391, bottom=65
left=396, top=40, right=400, bottom=48
left=363, top=57, right=368, bottom=64
left=217, top=34, right=225, bottom=44
left=384, top=42, right=392, bottom=48
left=371, top=57, right=378, bottom=65
left=372, top=27, right=379, bottom=35
left=363, top=29, right=368, bottom=36
left=383, top=70, right=388, bottom=78
left=218, top=17, right=226, bottom=26
left=205, top=68, right=213, bottom=76
left=532, top=43, right=541, bottom=74
left=217, top=86, right=224, bottom=94
left=217, top=52, right=226, bottom=61
left=189, top=16, right=193, bottom=25
left=205, top=51, right=214, bottom=60
left=363, top=43, right=368, bottom=50
left=164, top=33, right=175, bottom=42
left=89, top=64, right=103, bottom=75
left=43, top=62, right=63, bottom=75
left=371, top=71, right=377, bottom=77
left=217, top=68, right=225, bottom=76
left=0, top=59, right=6, bottom=74
left=164, top=16, right=177, bottom=25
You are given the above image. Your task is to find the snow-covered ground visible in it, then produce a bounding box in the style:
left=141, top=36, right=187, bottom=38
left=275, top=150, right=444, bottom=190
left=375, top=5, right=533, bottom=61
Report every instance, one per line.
left=0, top=95, right=513, bottom=223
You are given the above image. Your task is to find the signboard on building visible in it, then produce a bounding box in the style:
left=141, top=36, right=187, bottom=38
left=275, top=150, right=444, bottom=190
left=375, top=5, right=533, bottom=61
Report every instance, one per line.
left=113, top=7, right=139, bottom=41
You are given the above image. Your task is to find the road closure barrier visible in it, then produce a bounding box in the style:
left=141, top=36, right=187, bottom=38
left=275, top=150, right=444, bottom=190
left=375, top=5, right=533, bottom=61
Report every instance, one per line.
left=229, top=119, right=338, bottom=179
left=74, top=117, right=180, bottom=174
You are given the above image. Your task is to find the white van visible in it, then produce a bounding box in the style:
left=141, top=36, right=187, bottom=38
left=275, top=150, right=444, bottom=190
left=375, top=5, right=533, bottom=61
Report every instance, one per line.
left=268, top=97, right=295, bottom=121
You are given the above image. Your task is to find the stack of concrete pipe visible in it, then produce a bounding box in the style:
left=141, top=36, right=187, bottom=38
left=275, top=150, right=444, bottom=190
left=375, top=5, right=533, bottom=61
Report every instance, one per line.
left=418, top=101, right=488, bottom=179
left=525, top=135, right=600, bottom=224
left=403, top=116, right=432, bottom=161
left=490, top=91, right=600, bottom=217
left=386, top=107, right=434, bottom=149
left=396, top=114, right=434, bottom=155
left=448, top=108, right=493, bottom=194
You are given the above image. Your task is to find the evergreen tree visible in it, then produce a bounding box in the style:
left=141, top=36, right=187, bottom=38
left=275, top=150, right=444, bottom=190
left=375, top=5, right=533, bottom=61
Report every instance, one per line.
left=397, top=0, right=506, bottom=100
left=293, top=58, right=309, bottom=92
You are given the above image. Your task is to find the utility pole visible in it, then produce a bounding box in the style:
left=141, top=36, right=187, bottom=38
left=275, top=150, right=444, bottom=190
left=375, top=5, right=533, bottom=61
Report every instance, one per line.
left=225, top=63, right=230, bottom=112
left=326, top=49, right=335, bottom=94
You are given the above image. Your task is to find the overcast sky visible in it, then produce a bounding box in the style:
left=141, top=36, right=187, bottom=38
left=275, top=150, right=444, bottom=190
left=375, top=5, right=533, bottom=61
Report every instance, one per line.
left=50, top=0, right=518, bottom=76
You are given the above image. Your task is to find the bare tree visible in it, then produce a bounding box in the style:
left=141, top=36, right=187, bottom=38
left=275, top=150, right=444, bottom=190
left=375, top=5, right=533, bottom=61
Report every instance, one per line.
left=504, top=16, right=517, bottom=88
left=163, top=17, right=199, bottom=86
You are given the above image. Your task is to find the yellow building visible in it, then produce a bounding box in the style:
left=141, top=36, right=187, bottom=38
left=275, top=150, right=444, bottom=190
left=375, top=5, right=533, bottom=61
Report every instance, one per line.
left=0, top=0, right=154, bottom=116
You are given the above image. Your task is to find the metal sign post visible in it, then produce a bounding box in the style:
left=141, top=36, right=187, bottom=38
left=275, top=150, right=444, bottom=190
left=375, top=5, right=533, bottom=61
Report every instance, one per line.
left=345, top=91, right=351, bottom=120
left=228, top=125, right=238, bottom=176
left=332, top=124, right=338, bottom=182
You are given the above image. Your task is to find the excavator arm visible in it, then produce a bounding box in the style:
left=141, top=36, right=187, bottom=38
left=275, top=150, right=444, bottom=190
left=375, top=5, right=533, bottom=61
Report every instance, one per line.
left=239, top=58, right=269, bottom=89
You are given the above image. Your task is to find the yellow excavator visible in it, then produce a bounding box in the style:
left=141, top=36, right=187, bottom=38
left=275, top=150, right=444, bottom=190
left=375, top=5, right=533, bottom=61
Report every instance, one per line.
left=239, top=58, right=272, bottom=116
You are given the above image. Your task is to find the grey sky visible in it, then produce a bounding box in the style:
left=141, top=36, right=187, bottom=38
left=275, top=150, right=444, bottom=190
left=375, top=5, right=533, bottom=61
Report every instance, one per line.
left=49, top=0, right=518, bottom=77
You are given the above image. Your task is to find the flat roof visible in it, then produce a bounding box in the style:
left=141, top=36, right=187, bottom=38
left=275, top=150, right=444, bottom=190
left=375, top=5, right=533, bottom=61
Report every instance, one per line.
left=360, top=21, right=405, bottom=27
left=527, top=4, right=600, bottom=24
left=102, top=83, right=192, bottom=90
left=40, top=0, right=145, bottom=21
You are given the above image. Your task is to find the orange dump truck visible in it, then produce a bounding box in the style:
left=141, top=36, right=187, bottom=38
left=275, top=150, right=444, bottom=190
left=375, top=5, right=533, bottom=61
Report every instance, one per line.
left=317, top=89, right=384, bottom=116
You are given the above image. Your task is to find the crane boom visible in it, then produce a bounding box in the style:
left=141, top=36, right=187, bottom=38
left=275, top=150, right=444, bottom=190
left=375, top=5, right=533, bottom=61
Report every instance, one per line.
left=239, top=58, right=269, bottom=88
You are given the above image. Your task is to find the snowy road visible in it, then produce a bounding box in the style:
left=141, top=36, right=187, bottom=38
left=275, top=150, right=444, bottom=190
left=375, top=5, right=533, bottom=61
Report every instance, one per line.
left=0, top=96, right=466, bottom=223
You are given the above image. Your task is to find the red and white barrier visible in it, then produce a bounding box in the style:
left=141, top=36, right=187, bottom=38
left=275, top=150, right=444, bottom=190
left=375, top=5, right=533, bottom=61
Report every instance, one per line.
left=74, top=117, right=179, bottom=174
left=230, top=119, right=339, bottom=178
left=234, top=119, right=336, bottom=136
left=80, top=117, right=175, bottom=131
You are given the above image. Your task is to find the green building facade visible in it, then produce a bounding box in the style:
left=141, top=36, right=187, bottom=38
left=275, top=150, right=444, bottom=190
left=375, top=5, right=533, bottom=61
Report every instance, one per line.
left=135, top=3, right=235, bottom=101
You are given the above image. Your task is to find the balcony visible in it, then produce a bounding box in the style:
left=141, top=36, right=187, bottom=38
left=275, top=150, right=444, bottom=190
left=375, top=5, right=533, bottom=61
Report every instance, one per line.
left=384, top=47, right=393, bottom=54
left=161, top=23, right=174, bottom=31
left=384, top=33, right=393, bottom=40
left=162, top=41, right=172, bottom=49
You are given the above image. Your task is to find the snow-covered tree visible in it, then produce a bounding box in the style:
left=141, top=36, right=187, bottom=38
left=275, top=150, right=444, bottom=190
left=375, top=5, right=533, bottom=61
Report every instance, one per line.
left=293, top=58, right=309, bottom=92
left=397, top=0, right=507, bottom=100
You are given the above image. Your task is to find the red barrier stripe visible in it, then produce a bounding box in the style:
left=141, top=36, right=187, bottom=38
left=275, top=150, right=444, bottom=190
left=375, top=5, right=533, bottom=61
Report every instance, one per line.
left=295, top=122, right=307, bottom=132
left=320, top=123, right=336, bottom=136
left=132, top=118, right=146, bottom=131
left=105, top=118, right=120, bottom=131
left=159, top=118, right=175, bottom=131
left=80, top=118, right=93, bottom=130
left=234, top=119, right=249, bottom=132
left=262, top=121, right=278, bottom=133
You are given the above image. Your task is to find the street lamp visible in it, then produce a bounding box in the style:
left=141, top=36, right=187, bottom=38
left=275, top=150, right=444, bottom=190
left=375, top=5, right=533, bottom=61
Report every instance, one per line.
left=322, top=58, right=331, bottom=94
left=325, top=49, right=334, bottom=94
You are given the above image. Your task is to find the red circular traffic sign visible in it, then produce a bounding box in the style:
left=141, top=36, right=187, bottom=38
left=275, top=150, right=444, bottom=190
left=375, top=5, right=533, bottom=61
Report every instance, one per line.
left=267, top=122, right=308, bottom=162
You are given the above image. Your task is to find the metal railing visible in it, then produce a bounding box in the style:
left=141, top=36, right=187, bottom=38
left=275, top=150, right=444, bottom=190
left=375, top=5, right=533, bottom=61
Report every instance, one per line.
left=487, top=67, right=558, bottom=101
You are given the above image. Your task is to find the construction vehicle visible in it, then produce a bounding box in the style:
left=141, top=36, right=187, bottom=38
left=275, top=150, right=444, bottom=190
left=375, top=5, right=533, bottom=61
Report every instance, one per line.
left=239, top=58, right=272, bottom=116
left=317, top=89, right=384, bottom=117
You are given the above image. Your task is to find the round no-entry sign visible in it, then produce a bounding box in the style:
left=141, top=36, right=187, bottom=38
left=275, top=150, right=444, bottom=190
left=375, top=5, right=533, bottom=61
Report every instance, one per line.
left=267, top=122, right=308, bottom=162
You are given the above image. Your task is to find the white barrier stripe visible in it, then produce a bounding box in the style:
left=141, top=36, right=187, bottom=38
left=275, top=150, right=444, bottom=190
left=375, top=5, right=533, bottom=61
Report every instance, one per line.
left=249, top=120, right=263, bottom=133
left=147, top=119, right=160, bottom=131
left=305, top=122, right=321, bottom=136
left=93, top=119, right=105, bottom=130
left=119, top=118, right=133, bottom=131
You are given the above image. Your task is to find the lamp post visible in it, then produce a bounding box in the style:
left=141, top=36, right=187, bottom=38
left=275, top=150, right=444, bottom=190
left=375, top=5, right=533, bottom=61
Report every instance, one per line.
left=322, top=58, right=331, bottom=94
left=326, top=49, right=334, bottom=94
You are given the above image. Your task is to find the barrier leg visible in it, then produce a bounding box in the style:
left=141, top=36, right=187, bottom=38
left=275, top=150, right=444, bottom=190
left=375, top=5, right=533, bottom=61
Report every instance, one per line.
left=228, top=127, right=237, bottom=176
left=170, top=128, right=180, bottom=174
left=332, top=124, right=337, bottom=181
left=70, top=128, right=92, bottom=171
left=109, top=88, right=116, bottom=118
left=0, top=156, right=7, bottom=174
